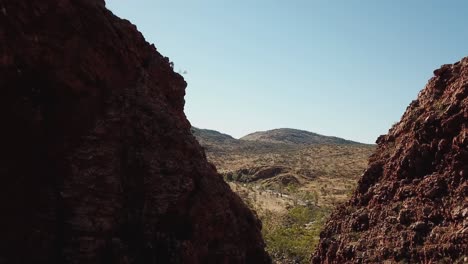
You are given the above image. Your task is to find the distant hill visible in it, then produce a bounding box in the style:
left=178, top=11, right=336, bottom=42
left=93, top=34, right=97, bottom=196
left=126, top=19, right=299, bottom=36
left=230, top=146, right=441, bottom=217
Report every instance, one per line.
left=240, top=128, right=364, bottom=145
left=191, top=127, right=237, bottom=145
left=190, top=126, right=373, bottom=190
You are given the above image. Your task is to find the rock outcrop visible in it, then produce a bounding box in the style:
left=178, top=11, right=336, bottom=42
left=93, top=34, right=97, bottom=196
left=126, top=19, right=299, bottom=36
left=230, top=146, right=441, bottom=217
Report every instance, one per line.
left=313, top=58, right=468, bottom=263
left=0, top=1, right=269, bottom=263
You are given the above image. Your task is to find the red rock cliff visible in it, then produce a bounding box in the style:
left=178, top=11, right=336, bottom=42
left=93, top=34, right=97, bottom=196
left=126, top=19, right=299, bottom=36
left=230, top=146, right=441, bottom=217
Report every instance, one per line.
left=313, top=58, right=468, bottom=263
left=0, top=1, right=270, bottom=263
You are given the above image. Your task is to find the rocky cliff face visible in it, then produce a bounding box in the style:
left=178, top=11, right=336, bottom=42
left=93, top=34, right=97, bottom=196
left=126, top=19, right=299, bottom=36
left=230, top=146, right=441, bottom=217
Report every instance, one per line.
left=0, top=1, right=269, bottom=263
left=313, top=58, right=468, bottom=263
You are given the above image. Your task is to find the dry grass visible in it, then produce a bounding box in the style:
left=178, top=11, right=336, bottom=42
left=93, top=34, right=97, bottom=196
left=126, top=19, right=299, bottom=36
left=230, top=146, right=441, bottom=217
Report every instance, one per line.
left=194, top=130, right=375, bottom=263
left=209, top=144, right=374, bottom=208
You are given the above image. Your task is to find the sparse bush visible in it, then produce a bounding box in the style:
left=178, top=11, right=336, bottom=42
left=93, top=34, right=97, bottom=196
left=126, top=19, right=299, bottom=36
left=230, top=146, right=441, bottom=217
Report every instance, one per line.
left=301, top=190, right=319, bottom=207
left=224, top=172, right=233, bottom=182
left=285, top=183, right=298, bottom=194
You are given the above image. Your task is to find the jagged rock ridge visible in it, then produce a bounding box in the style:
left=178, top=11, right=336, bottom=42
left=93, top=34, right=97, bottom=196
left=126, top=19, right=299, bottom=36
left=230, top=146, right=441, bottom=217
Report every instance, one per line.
left=313, top=58, right=468, bottom=263
left=0, top=1, right=270, bottom=263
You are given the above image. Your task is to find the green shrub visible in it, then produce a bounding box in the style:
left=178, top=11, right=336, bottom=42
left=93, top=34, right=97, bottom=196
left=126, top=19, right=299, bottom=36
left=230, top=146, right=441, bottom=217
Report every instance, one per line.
left=260, top=205, right=330, bottom=263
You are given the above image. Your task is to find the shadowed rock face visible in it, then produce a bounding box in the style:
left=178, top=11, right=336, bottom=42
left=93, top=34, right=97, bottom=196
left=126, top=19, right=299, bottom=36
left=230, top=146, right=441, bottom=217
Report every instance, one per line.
left=0, top=1, right=270, bottom=263
left=313, top=58, right=468, bottom=263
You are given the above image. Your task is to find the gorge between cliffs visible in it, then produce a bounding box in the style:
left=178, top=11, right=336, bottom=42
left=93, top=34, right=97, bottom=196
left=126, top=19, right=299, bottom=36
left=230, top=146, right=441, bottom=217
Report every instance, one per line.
left=0, top=1, right=467, bottom=264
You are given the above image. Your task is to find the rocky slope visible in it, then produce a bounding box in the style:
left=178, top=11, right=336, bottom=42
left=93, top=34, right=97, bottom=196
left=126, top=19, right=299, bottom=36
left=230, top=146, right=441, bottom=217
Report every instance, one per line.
left=241, top=128, right=363, bottom=145
left=313, top=58, right=468, bottom=263
left=0, top=1, right=269, bottom=263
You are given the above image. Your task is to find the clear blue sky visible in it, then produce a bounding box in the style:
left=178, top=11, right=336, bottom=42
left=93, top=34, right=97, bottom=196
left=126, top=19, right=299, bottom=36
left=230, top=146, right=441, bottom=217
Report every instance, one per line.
left=106, top=0, right=467, bottom=144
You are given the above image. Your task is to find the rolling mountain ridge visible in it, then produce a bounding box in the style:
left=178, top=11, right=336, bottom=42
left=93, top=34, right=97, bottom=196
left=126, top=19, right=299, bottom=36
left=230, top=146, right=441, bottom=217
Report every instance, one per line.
left=192, top=127, right=367, bottom=146
left=241, top=128, right=365, bottom=145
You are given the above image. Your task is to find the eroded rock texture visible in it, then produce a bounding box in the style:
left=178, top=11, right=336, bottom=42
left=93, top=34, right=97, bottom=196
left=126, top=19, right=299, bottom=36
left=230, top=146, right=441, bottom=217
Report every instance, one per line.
left=313, top=58, right=468, bottom=263
left=0, top=1, right=269, bottom=263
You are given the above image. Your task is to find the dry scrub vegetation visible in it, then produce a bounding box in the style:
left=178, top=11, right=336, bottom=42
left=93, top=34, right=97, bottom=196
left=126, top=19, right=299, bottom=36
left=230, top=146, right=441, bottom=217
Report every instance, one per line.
left=192, top=128, right=374, bottom=263
left=211, top=144, right=373, bottom=208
